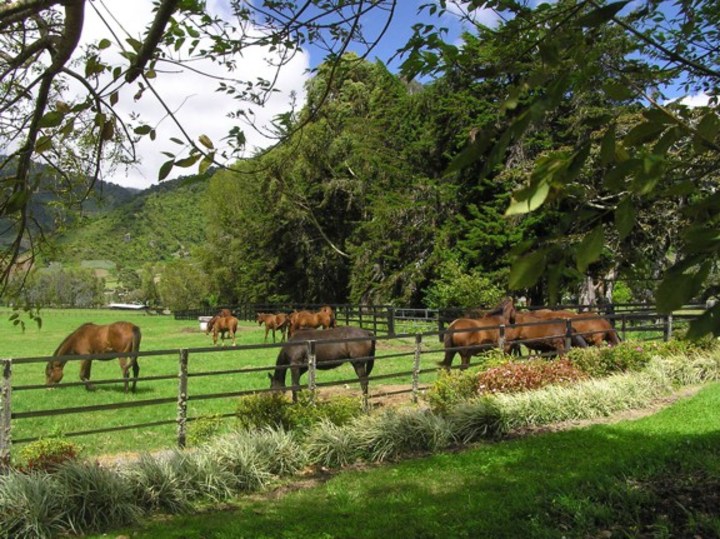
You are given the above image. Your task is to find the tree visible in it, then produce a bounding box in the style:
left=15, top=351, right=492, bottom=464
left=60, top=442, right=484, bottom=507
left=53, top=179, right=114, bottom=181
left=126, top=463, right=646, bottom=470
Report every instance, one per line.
left=156, top=259, right=208, bottom=311
left=401, top=0, right=720, bottom=335
left=0, top=0, right=400, bottom=296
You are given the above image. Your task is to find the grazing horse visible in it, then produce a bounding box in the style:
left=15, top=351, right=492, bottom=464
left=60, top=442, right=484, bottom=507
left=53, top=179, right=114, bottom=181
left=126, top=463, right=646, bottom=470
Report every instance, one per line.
left=269, top=326, right=376, bottom=403
left=208, top=315, right=238, bottom=346
left=531, top=309, right=620, bottom=347
left=439, top=298, right=516, bottom=370
left=288, top=308, right=335, bottom=337
left=506, top=311, right=588, bottom=357
left=45, top=322, right=141, bottom=392
left=257, top=312, right=289, bottom=343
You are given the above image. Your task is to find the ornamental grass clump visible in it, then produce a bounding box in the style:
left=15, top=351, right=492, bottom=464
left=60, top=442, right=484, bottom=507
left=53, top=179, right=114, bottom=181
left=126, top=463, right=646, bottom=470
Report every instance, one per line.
left=123, top=454, right=194, bottom=515
left=52, top=460, right=140, bottom=535
left=201, top=431, right=274, bottom=492
left=352, top=407, right=453, bottom=462
left=0, top=471, right=66, bottom=539
left=305, top=419, right=363, bottom=468
left=241, top=427, right=308, bottom=476
left=446, top=396, right=506, bottom=444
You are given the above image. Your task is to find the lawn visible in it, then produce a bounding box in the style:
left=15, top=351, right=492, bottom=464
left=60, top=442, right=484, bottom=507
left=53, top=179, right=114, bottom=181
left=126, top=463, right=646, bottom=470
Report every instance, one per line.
left=94, top=381, right=720, bottom=538
left=0, top=309, right=444, bottom=458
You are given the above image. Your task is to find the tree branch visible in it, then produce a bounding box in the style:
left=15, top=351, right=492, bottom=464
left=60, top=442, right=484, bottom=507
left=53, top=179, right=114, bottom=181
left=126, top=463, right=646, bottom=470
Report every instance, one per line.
left=125, top=0, right=181, bottom=83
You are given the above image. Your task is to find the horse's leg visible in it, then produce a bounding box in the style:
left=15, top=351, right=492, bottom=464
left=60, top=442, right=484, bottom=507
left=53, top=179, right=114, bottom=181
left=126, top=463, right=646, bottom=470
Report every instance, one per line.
left=352, top=362, right=370, bottom=410
left=118, top=357, right=130, bottom=393
left=231, top=328, right=236, bottom=346
left=79, top=359, right=95, bottom=391
left=290, top=366, right=301, bottom=403
left=264, top=325, right=269, bottom=343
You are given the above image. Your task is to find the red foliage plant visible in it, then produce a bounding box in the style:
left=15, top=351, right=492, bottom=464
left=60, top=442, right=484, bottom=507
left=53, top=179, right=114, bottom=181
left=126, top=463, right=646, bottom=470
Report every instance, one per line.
left=477, top=358, right=587, bottom=395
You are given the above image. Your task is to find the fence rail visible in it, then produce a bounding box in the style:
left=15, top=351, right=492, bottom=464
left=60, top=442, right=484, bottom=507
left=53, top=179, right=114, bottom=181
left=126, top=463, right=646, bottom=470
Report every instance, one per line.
left=0, top=308, right=702, bottom=466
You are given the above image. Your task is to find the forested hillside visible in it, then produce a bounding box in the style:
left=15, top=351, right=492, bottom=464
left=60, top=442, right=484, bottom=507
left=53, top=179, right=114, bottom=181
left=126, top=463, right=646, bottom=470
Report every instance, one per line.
left=53, top=174, right=210, bottom=267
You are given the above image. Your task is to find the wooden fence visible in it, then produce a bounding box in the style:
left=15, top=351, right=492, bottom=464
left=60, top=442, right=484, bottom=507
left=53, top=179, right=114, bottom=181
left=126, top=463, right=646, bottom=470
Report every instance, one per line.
left=0, top=309, right=699, bottom=467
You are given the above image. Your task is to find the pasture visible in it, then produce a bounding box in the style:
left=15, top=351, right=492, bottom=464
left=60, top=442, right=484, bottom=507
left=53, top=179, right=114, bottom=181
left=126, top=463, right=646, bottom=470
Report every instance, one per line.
left=0, top=309, right=438, bottom=458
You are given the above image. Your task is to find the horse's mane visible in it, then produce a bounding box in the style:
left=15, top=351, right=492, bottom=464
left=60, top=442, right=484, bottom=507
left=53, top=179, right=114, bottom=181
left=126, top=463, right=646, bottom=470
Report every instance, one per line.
left=53, top=323, right=94, bottom=357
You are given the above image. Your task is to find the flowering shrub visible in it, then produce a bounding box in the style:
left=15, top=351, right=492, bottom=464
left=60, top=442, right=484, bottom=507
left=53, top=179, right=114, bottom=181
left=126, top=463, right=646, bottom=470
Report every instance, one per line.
left=477, top=358, right=587, bottom=395
left=424, top=369, right=480, bottom=414
left=18, top=437, right=79, bottom=473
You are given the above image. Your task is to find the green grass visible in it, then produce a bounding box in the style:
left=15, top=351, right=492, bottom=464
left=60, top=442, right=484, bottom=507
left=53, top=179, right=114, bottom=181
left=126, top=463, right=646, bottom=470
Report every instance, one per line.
left=95, top=382, right=720, bottom=539
left=0, top=309, right=444, bottom=458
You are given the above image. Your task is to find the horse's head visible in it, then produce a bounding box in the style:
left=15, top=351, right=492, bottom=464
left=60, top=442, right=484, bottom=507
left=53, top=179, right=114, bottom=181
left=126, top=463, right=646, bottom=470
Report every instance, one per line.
left=45, top=360, right=64, bottom=386
left=268, top=372, right=286, bottom=391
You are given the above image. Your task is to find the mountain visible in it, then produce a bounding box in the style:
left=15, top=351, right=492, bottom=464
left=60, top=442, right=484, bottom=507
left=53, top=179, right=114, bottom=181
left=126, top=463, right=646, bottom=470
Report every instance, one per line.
left=52, top=173, right=211, bottom=268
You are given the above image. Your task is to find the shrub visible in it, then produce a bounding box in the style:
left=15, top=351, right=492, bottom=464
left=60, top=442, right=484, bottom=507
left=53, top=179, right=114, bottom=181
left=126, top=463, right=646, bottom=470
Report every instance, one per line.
left=477, top=358, right=587, bottom=394
left=187, top=414, right=225, bottom=446
left=236, top=391, right=365, bottom=433
left=18, top=437, right=80, bottom=473
left=286, top=392, right=364, bottom=432
left=569, top=342, right=653, bottom=377
left=424, top=368, right=481, bottom=414
left=236, top=392, right=293, bottom=431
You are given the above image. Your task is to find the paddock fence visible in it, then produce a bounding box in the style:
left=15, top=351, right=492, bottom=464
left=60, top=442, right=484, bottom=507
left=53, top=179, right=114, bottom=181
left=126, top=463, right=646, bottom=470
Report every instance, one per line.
left=0, top=307, right=704, bottom=467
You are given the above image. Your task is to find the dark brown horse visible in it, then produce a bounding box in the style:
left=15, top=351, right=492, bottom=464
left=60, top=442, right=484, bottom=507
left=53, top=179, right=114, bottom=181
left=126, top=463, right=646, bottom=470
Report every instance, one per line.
left=45, top=321, right=141, bottom=392
left=207, top=314, right=238, bottom=346
left=288, top=308, right=335, bottom=337
left=531, top=309, right=620, bottom=347
left=439, top=298, right=516, bottom=370
left=256, top=312, right=289, bottom=343
left=506, top=311, right=588, bottom=357
left=269, top=326, right=375, bottom=403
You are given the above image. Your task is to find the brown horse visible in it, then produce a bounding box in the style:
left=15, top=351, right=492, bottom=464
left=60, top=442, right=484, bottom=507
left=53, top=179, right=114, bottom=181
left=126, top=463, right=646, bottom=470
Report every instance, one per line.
left=208, top=315, right=238, bottom=346
left=318, top=305, right=337, bottom=328
left=531, top=309, right=620, bottom=347
left=45, top=321, right=141, bottom=392
left=269, top=326, right=375, bottom=403
left=288, top=308, right=335, bottom=337
left=439, top=298, right=516, bottom=370
left=506, top=311, right=588, bottom=357
left=257, top=312, right=289, bottom=343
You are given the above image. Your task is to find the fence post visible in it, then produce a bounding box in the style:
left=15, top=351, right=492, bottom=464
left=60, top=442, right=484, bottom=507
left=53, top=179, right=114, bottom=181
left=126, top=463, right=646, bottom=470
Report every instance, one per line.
left=498, top=324, right=506, bottom=352
left=387, top=307, right=395, bottom=337
left=621, top=314, right=627, bottom=341
left=412, top=333, right=422, bottom=404
left=307, top=340, right=317, bottom=405
left=177, top=349, right=189, bottom=449
left=664, top=314, right=673, bottom=342
left=565, top=319, right=573, bottom=352
left=0, top=359, right=11, bottom=469
left=438, top=315, right=445, bottom=343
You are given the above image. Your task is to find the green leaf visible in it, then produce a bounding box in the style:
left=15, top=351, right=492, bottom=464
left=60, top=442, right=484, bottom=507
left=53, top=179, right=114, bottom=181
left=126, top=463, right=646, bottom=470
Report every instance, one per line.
left=38, top=111, right=64, bottom=128
left=656, top=261, right=711, bottom=313
left=35, top=135, right=52, bottom=153
left=175, top=153, right=201, bottom=168
left=158, top=159, right=174, bottom=181
left=134, top=125, right=152, bottom=135
left=505, top=179, right=550, bottom=216
left=614, top=197, right=635, bottom=240
left=599, top=125, right=616, bottom=165
left=577, top=1, right=630, bottom=27
left=199, top=152, right=215, bottom=174
left=199, top=134, right=214, bottom=150
left=603, top=81, right=635, bottom=100
left=509, top=250, right=547, bottom=289
left=623, top=121, right=667, bottom=147
left=576, top=226, right=604, bottom=272
left=98, top=38, right=112, bottom=49
left=686, top=303, right=720, bottom=339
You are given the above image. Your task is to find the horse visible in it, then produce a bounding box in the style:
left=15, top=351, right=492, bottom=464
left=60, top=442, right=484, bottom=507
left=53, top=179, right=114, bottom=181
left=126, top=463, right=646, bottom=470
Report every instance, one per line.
left=505, top=311, right=588, bottom=357
left=269, top=326, right=376, bottom=403
left=531, top=309, right=620, bottom=347
left=288, top=308, right=335, bottom=337
left=45, top=321, right=141, bottom=392
left=318, top=305, right=337, bottom=328
left=256, top=312, right=289, bottom=343
left=439, top=297, right=516, bottom=370
left=208, top=315, right=238, bottom=346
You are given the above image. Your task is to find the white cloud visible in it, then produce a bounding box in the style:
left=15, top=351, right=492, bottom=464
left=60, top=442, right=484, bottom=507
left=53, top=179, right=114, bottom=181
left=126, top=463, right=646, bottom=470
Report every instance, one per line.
left=443, top=1, right=502, bottom=28
left=679, top=92, right=711, bottom=108
left=82, top=1, right=309, bottom=190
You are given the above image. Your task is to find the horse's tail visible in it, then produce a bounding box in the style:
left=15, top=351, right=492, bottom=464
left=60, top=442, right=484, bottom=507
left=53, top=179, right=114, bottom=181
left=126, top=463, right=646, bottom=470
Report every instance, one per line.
left=438, top=326, right=455, bottom=368
left=131, top=325, right=142, bottom=358
left=366, top=332, right=376, bottom=377
left=607, top=328, right=621, bottom=345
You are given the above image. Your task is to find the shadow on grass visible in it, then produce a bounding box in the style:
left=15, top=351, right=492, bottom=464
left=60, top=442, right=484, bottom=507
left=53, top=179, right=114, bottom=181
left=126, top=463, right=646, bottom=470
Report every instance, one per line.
left=102, top=384, right=720, bottom=538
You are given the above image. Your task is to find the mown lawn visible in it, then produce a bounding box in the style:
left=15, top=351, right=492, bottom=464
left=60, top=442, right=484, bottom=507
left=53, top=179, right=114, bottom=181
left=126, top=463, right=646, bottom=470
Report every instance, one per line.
left=0, top=309, right=444, bottom=457
left=97, top=382, right=720, bottom=538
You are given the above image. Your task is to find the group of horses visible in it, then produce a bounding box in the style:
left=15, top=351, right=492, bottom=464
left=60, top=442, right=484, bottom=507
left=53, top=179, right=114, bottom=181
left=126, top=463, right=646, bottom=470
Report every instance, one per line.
left=43, top=299, right=618, bottom=402
left=440, top=297, right=620, bottom=369
left=256, top=305, right=336, bottom=343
